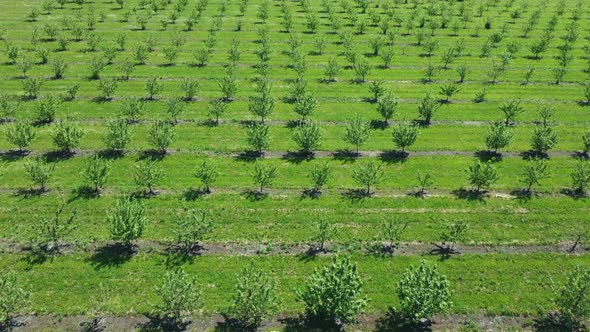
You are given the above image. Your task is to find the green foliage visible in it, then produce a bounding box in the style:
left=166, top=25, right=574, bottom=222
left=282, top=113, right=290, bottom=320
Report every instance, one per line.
left=0, top=271, right=30, bottom=324
left=4, top=120, right=36, bottom=151
left=108, top=196, right=146, bottom=245
left=218, top=70, right=237, bottom=101
left=88, top=56, right=106, bottom=80
left=34, top=96, right=60, bottom=123
left=165, top=97, right=184, bottom=124
left=467, top=161, right=498, bottom=193
left=293, top=93, right=317, bottom=121
left=120, top=98, right=145, bottom=123
left=352, top=55, right=370, bottom=82
left=104, top=118, right=131, bottom=151
left=499, top=99, right=524, bottom=125
left=50, top=57, right=67, bottom=79
left=30, top=203, right=76, bottom=259
left=207, top=98, right=227, bottom=125
left=397, top=260, right=452, bottom=322
left=194, top=160, right=218, bottom=193
left=22, top=78, right=43, bottom=99
left=417, top=92, right=441, bottom=125
left=173, top=209, right=213, bottom=253
left=582, top=131, right=590, bottom=154
left=309, top=162, right=331, bottom=194
left=25, top=157, right=54, bottom=191
left=439, top=83, right=460, bottom=102
left=552, top=265, right=590, bottom=329
left=225, top=263, right=280, bottom=329
left=376, top=90, right=398, bottom=123
left=134, top=159, right=162, bottom=195
left=51, top=118, right=84, bottom=152
left=145, top=76, right=163, bottom=100
left=312, top=218, right=335, bottom=252
left=352, top=160, right=384, bottom=195
left=297, top=255, right=366, bottom=325
left=248, top=79, right=275, bottom=123
left=82, top=155, right=111, bottom=193
left=530, top=125, right=558, bottom=154
left=292, top=121, right=322, bottom=154
left=485, top=121, right=513, bottom=153
left=246, top=122, right=270, bottom=155
left=344, top=114, right=370, bottom=155
left=324, top=56, right=340, bottom=82
left=520, top=159, right=550, bottom=193
left=180, top=78, right=199, bottom=101
left=253, top=161, right=277, bottom=193
left=148, top=120, right=176, bottom=153
left=571, top=160, right=590, bottom=194
left=98, top=78, right=118, bottom=100
left=0, top=94, right=19, bottom=120
left=441, top=220, right=469, bottom=251
left=391, top=121, right=419, bottom=153
left=155, top=269, right=201, bottom=324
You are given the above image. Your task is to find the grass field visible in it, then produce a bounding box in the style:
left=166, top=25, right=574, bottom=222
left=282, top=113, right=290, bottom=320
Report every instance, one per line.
left=0, top=0, right=589, bottom=330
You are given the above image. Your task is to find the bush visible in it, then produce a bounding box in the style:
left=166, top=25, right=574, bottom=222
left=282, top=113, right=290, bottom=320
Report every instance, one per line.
left=22, top=78, right=43, bottom=99
left=309, top=162, right=330, bottom=195
left=25, top=157, right=54, bottom=191
left=466, top=161, right=498, bottom=193
left=352, top=160, right=384, bottom=195
left=520, top=159, right=550, bottom=194
left=148, top=120, right=175, bottom=153
left=344, top=114, right=370, bottom=155
left=4, top=120, right=36, bottom=152
left=417, top=92, right=441, bottom=125
left=30, top=203, right=76, bottom=259
left=108, top=196, right=146, bottom=246
left=391, top=121, right=419, bottom=153
left=51, top=118, right=84, bottom=153
left=397, top=260, right=452, bottom=323
left=253, top=161, right=277, bottom=194
left=485, top=121, right=513, bottom=153
left=376, top=90, right=398, bottom=123
left=293, top=121, right=322, bottom=154
left=82, top=155, right=110, bottom=193
left=246, top=122, right=270, bottom=155
left=551, top=265, right=590, bottom=329
left=134, top=159, right=162, bottom=195
left=174, top=209, right=212, bottom=254
left=225, top=263, right=280, bottom=329
left=155, top=269, right=201, bottom=326
left=104, top=118, right=131, bottom=152
left=145, top=76, right=163, bottom=100
left=296, top=255, right=367, bottom=326
left=194, top=160, right=218, bottom=193
left=0, top=271, right=30, bottom=325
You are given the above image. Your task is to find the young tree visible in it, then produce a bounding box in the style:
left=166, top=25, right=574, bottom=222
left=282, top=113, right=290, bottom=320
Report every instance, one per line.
left=145, top=76, right=163, bottom=100
left=165, top=97, right=184, bottom=124
left=51, top=118, right=84, bottom=153
left=50, top=57, right=67, bottom=79
left=439, top=83, right=460, bottom=103
left=82, top=155, right=110, bottom=193
left=33, top=96, right=60, bottom=124
left=520, top=159, right=550, bottom=194
left=108, top=196, right=146, bottom=246
left=25, top=157, right=54, bottom=191
left=296, top=255, right=367, bottom=325
left=309, top=162, right=331, bottom=195
left=194, top=160, right=218, bottom=193
left=134, top=159, right=162, bottom=196
left=392, top=121, right=419, bottom=153
left=155, top=269, right=201, bottom=327
left=246, top=122, right=270, bottom=155
left=22, top=78, right=43, bottom=100
left=417, top=92, right=441, bottom=125
left=466, top=161, right=498, bottom=193
left=499, top=99, right=524, bottom=125
left=312, top=218, right=335, bottom=252
left=224, top=263, right=280, bottom=330
left=552, top=265, right=590, bottom=329
left=292, top=121, right=322, bottom=155
left=571, top=160, right=590, bottom=195
left=416, top=172, right=434, bottom=198
left=324, top=56, right=340, bottom=82
left=485, top=121, right=513, bottom=153
left=375, top=219, right=409, bottom=254
left=120, top=98, right=145, bottom=123
left=376, top=90, right=398, bottom=124
left=148, top=120, right=176, bottom=153
left=30, top=203, right=76, bottom=259
left=530, top=125, right=558, bottom=155
left=180, top=78, right=198, bottom=101
left=4, top=120, right=36, bottom=152
left=253, top=161, right=277, bottom=194
left=0, top=94, right=19, bottom=121
left=397, top=260, right=452, bottom=323
left=293, top=93, right=317, bottom=122
left=0, top=271, right=30, bottom=326
left=344, top=115, right=370, bottom=156
left=248, top=80, right=275, bottom=123
left=98, top=78, right=118, bottom=100
left=104, top=118, right=131, bottom=152
left=218, top=71, right=237, bottom=101
left=583, top=131, right=590, bottom=155
left=352, top=55, right=371, bottom=82
left=173, top=209, right=213, bottom=254
left=353, top=160, right=384, bottom=195
left=369, top=81, right=385, bottom=103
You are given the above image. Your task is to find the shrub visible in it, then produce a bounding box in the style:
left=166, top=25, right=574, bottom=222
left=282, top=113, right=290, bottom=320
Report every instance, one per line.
left=15, top=55, right=33, bottom=78
left=293, top=93, right=317, bottom=121
left=88, top=56, right=106, bottom=80
left=530, top=125, right=558, bottom=154
left=51, top=57, right=67, bottom=79
left=551, top=265, right=590, bottom=329
left=4, top=120, right=36, bottom=152
left=439, top=83, right=460, bottom=102
left=0, top=271, right=30, bottom=326
left=155, top=269, right=201, bottom=326
left=34, top=96, right=60, bottom=124
left=165, top=97, right=184, bottom=124
left=417, top=92, right=441, bottom=125
left=25, top=157, right=54, bottom=191
left=218, top=70, right=237, bottom=101
left=397, top=260, right=452, bottom=323
left=225, top=263, right=280, bottom=329
left=571, top=160, right=590, bottom=195
left=174, top=209, right=212, bottom=254
left=344, top=115, right=370, bottom=155
left=353, top=160, right=384, bottom=195
left=104, top=118, right=131, bottom=152
left=180, top=78, right=198, bottom=101
left=0, top=94, right=19, bottom=120
left=520, top=159, right=550, bottom=194
left=194, top=160, right=218, bottom=193
left=296, top=255, right=366, bottom=326
left=324, top=56, right=340, bottom=82
left=499, top=99, right=524, bottom=125
left=108, top=196, right=146, bottom=246
left=30, top=203, right=76, bottom=259
left=134, top=159, right=162, bottom=195
left=312, top=218, right=335, bottom=252
left=252, top=161, right=276, bottom=194
left=376, top=90, right=398, bottom=124
left=98, top=78, right=118, bottom=100
left=246, top=122, right=270, bottom=155
left=485, top=121, right=513, bottom=153
left=207, top=98, right=227, bottom=125
left=82, top=155, right=110, bottom=193
left=145, top=76, right=163, bottom=100
left=466, top=161, right=498, bottom=193
left=292, top=121, right=322, bottom=154
left=120, top=98, right=145, bottom=123
left=391, top=121, right=419, bottom=153
left=309, top=162, right=330, bottom=195
left=132, top=44, right=149, bottom=65
left=51, top=118, right=84, bottom=153
left=22, top=78, right=43, bottom=99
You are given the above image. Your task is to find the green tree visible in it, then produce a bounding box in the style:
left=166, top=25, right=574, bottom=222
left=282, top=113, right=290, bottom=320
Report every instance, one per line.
left=352, top=55, right=371, bottom=82
left=104, top=118, right=131, bottom=152
left=466, top=161, right=498, bottom=193
left=4, top=120, right=36, bottom=152
left=352, top=160, right=384, bottom=195
left=173, top=209, right=213, bottom=254
left=583, top=131, right=590, bottom=155
left=120, top=98, right=145, bottom=123
left=293, top=121, right=322, bottom=154
left=246, top=122, right=270, bottom=155
left=392, top=121, right=419, bottom=153
left=439, top=83, right=460, bottom=102
left=571, top=160, right=590, bottom=195
left=324, top=56, right=340, bottom=82
left=51, top=118, right=84, bottom=153
left=253, top=161, right=277, bottom=194
left=194, top=160, right=218, bottom=193
left=499, top=99, right=524, bottom=125
left=530, top=124, right=558, bottom=154
left=82, top=155, right=110, bottom=193
left=207, top=98, right=227, bottom=125
left=376, top=90, right=398, bottom=124
left=134, top=159, right=162, bottom=196
left=25, top=157, right=54, bottom=191
left=30, top=203, right=76, bottom=259
left=293, top=93, right=317, bottom=121
left=520, top=159, right=550, bottom=194
left=312, top=218, right=335, bottom=252
left=440, top=220, right=469, bottom=252
left=33, top=96, right=59, bottom=123
left=397, top=260, right=452, bottom=323
left=309, top=162, right=331, bottom=195
left=416, top=172, right=434, bottom=198
left=552, top=265, right=590, bottom=329
left=296, top=255, right=367, bottom=325
left=145, top=76, right=163, bottom=100
left=180, top=78, right=198, bottom=101
left=0, top=271, right=30, bottom=326
left=108, top=196, right=146, bottom=246
left=344, top=115, right=370, bottom=156
left=165, top=97, right=184, bottom=124
left=225, top=263, right=280, bottom=329
left=485, top=121, right=513, bottom=153
left=155, top=269, right=201, bottom=326
left=148, top=120, right=176, bottom=153
left=417, top=92, right=441, bottom=125
left=248, top=80, right=275, bottom=123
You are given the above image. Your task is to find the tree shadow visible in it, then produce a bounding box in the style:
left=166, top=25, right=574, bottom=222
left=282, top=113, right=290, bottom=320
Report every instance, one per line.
left=86, top=243, right=135, bottom=270
left=280, top=315, right=345, bottom=332
left=285, top=119, right=302, bottom=128
left=235, top=151, right=262, bottom=162
left=451, top=188, right=486, bottom=202
left=520, top=150, right=549, bottom=160
left=282, top=151, right=314, bottom=164
left=374, top=308, right=432, bottom=332
left=241, top=189, right=268, bottom=202
left=510, top=188, right=533, bottom=201
left=0, top=318, right=26, bottom=331
left=533, top=312, right=586, bottom=332
left=379, top=151, right=408, bottom=164
left=332, top=150, right=358, bottom=163
left=183, top=188, right=207, bottom=201
left=138, top=314, right=190, bottom=332
left=474, top=150, right=503, bottom=162
left=214, top=315, right=264, bottom=332
left=69, top=185, right=99, bottom=202
left=139, top=150, right=167, bottom=161
left=14, top=188, right=46, bottom=198
left=97, top=149, right=125, bottom=160
left=341, top=189, right=369, bottom=203
left=573, top=152, right=589, bottom=160
left=428, top=244, right=459, bottom=260
left=0, top=150, right=28, bottom=162
left=560, top=188, right=588, bottom=200
left=79, top=317, right=105, bottom=332
left=301, top=189, right=322, bottom=199
left=370, top=120, right=389, bottom=130
left=43, top=150, right=75, bottom=162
